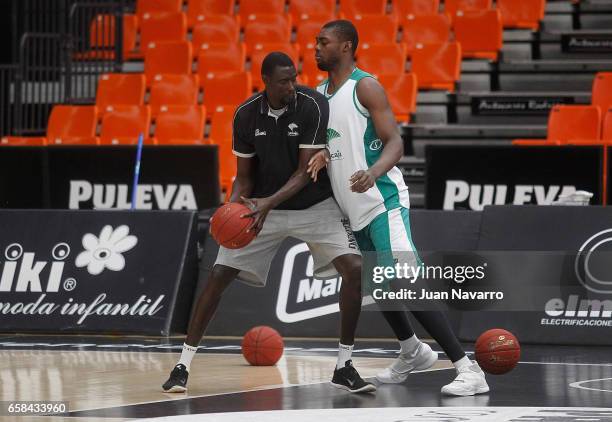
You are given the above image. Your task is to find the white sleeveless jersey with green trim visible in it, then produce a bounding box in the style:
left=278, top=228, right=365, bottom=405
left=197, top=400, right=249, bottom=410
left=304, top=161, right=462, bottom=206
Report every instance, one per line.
left=317, top=68, right=410, bottom=231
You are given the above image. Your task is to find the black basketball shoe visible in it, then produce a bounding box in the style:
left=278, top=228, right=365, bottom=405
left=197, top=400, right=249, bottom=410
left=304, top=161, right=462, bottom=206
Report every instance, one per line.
left=162, top=364, right=189, bottom=393
left=331, top=360, right=377, bottom=393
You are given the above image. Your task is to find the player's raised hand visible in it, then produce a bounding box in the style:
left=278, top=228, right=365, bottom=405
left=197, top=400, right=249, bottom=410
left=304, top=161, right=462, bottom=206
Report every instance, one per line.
left=349, top=170, right=376, bottom=193
left=307, top=149, right=330, bottom=182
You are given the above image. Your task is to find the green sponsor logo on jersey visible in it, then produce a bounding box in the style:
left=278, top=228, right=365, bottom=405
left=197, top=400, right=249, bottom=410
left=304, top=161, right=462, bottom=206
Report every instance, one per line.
left=327, top=128, right=341, bottom=143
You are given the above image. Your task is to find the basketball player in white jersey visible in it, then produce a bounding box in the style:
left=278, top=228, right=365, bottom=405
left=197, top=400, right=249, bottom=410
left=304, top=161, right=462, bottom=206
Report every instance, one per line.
left=307, top=20, right=489, bottom=396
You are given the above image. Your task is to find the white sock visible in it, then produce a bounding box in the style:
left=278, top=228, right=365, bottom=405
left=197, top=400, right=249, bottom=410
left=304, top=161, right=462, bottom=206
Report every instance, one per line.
left=399, top=334, right=420, bottom=354
left=336, top=343, right=354, bottom=369
left=453, top=355, right=472, bottom=372
left=177, top=343, right=198, bottom=372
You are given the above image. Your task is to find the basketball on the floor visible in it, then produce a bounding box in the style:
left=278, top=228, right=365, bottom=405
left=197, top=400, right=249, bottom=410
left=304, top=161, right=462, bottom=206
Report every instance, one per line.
left=210, top=202, right=256, bottom=249
left=241, top=326, right=284, bottom=366
left=475, top=328, right=521, bottom=375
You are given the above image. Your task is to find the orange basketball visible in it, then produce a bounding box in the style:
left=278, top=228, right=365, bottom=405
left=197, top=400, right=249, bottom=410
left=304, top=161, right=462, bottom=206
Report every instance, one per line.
left=241, top=326, right=284, bottom=366
left=475, top=328, right=521, bottom=375
left=210, top=202, right=256, bottom=249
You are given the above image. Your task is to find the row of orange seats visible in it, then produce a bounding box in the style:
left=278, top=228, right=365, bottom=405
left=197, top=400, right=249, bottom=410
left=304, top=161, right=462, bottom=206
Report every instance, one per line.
left=132, top=0, right=545, bottom=31
left=1, top=104, right=233, bottom=147
left=104, top=10, right=500, bottom=61
left=98, top=70, right=416, bottom=123
left=97, top=72, right=250, bottom=117
left=514, top=73, right=612, bottom=145
left=143, top=39, right=455, bottom=98
left=130, top=39, right=424, bottom=120
left=89, top=0, right=544, bottom=64
left=1, top=104, right=237, bottom=194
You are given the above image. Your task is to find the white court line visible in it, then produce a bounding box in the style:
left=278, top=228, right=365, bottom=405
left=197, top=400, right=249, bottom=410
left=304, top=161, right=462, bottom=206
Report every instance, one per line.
left=569, top=377, right=612, bottom=393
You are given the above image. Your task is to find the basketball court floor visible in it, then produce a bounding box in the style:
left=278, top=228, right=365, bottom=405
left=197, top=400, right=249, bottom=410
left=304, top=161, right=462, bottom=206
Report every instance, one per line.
left=1, top=334, right=611, bottom=421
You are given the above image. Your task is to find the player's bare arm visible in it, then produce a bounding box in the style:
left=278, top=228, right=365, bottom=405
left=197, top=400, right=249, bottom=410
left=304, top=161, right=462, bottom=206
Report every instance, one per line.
left=350, top=77, right=403, bottom=193
left=229, top=156, right=255, bottom=204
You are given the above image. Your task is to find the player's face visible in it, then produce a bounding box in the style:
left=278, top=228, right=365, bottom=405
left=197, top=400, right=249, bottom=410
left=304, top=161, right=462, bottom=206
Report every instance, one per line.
left=315, top=28, right=348, bottom=71
left=264, top=65, right=297, bottom=106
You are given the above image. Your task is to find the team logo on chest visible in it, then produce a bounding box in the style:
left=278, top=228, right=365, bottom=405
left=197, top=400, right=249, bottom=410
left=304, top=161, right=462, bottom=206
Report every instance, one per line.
left=255, top=129, right=266, bottom=137
left=327, top=128, right=341, bottom=143
left=288, top=123, right=299, bottom=136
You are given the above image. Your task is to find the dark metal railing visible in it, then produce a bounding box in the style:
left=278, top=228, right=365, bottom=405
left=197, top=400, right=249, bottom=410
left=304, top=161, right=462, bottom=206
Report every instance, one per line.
left=0, top=65, right=18, bottom=137
left=14, top=34, right=67, bottom=136
left=1, top=0, right=125, bottom=135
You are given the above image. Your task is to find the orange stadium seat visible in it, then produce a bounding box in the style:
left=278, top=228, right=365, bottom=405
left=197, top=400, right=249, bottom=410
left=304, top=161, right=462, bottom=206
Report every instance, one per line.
left=96, top=73, right=146, bottom=115
left=100, top=106, right=152, bottom=145
left=357, top=43, right=406, bottom=76
left=187, top=0, right=236, bottom=27
left=514, top=105, right=603, bottom=145
left=250, top=44, right=300, bottom=90
left=149, top=74, right=200, bottom=116
left=592, top=72, right=612, bottom=114
left=296, top=17, right=333, bottom=58
left=145, top=41, right=193, bottom=84
left=239, top=0, right=286, bottom=21
left=209, top=106, right=237, bottom=200
left=354, top=15, right=398, bottom=45
left=136, top=0, right=182, bottom=19
left=340, top=0, right=387, bottom=19
left=548, top=105, right=602, bottom=144
left=302, top=53, right=327, bottom=87
left=153, top=105, right=207, bottom=144
left=140, top=12, right=187, bottom=53
left=454, top=9, right=503, bottom=60
left=445, top=0, right=492, bottom=19
left=603, top=109, right=612, bottom=142
left=378, top=73, right=418, bottom=123
left=87, top=14, right=139, bottom=60
left=209, top=106, right=234, bottom=144
left=192, top=16, right=240, bottom=45
left=244, top=15, right=292, bottom=56
left=290, top=0, right=336, bottom=24
left=47, top=105, right=99, bottom=145
left=1, top=136, right=48, bottom=146
left=392, top=0, right=440, bottom=23
left=497, top=0, right=545, bottom=31
left=202, top=72, right=252, bottom=112
left=197, top=42, right=246, bottom=76
left=401, top=14, right=451, bottom=57
left=410, top=41, right=461, bottom=91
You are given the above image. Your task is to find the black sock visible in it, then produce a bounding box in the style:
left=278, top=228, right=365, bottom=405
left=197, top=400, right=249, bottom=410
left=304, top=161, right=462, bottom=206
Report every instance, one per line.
left=380, top=310, right=415, bottom=341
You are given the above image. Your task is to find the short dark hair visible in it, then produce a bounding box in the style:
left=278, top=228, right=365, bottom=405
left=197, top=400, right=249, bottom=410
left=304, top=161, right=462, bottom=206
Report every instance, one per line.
left=322, top=19, right=359, bottom=55
left=261, top=52, right=295, bottom=77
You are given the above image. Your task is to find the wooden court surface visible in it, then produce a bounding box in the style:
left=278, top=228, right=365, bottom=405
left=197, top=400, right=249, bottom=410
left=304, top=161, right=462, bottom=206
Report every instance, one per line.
left=0, top=343, right=452, bottom=421
left=1, top=336, right=612, bottom=421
